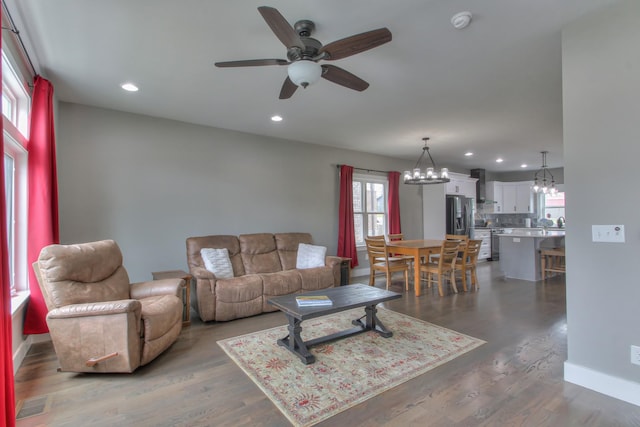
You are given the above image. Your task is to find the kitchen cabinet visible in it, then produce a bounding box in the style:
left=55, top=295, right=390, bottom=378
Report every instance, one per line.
left=485, top=181, right=533, bottom=214
left=446, top=172, right=477, bottom=199
left=502, top=181, right=534, bottom=213
left=485, top=181, right=503, bottom=213
left=472, top=229, right=491, bottom=260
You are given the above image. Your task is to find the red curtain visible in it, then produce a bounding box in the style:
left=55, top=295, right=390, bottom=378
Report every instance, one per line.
left=337, top=165, right=358, bottom=268
left=24, top=76, right=59, bottom=334
left=388, top=171, right=402, bottom=235
left=1, top=11, right=17, bottom=424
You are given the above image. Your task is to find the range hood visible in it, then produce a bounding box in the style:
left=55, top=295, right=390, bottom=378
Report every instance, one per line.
left=470, top=168, right=486, bottom=203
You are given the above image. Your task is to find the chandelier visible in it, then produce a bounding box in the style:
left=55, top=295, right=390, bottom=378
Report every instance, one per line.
left=532, top=151, right=558, bottom=195
left=403, top=137, right=450, bottom=185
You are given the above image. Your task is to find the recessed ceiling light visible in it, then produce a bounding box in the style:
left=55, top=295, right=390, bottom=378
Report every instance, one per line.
left=451, top=11, right=472, bottom=30
left=271, top=115, right=283, bottom=122
left=521, top=164, right=528, bottom=168
left=464, top=152, right=473, bottom=157
left=121, top=83, right=139, bottom=92
left=496, top=158, right=504, bottom=163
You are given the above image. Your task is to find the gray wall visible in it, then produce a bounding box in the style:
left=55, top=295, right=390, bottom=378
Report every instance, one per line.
left=57, top=103, right=423, bottom=281
left=562, top=0, right=640, bottom=404
left=490, top=167, right=564, bottom=185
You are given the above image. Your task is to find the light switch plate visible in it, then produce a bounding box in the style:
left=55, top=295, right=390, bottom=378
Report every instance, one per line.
left=592, top=225, right=625, bottom=243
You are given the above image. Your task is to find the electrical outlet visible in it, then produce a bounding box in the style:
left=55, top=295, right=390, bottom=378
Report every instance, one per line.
left=631, top=345, right=640, bottom=366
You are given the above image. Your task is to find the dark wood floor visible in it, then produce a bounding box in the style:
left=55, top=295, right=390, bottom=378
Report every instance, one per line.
left=14, top=262, right=640, bottom=426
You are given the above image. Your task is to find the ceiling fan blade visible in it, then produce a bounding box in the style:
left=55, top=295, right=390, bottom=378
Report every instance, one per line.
left=319, top=28, right=392, bottom=60
left=215, top=59, right=289, bottom=68
left=321, top=65, right=369, bottom=92
left=258, top=6, right=305, bottom=50
left=279, top=76, right=298, bottom=99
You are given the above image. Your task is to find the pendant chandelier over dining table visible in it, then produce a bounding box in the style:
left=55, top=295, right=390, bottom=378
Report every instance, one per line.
left=403, top=137, right=450, bottom=185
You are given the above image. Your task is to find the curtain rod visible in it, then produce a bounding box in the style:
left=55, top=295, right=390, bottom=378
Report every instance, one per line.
left=336, top=164, right=391, bottom=175
left=2, top=0, right=38, bottom=80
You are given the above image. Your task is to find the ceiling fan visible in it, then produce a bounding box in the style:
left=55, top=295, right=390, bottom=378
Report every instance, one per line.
left=214, top=6, right=392, bottom=99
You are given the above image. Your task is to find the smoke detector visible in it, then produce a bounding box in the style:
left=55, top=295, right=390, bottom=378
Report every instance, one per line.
left=451, top=11, right=472, bottom=30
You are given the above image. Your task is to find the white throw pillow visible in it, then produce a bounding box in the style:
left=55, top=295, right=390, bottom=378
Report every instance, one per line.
left=201, top=248, right=234, bottom=279
left=296, top=243, right=327, bottom=269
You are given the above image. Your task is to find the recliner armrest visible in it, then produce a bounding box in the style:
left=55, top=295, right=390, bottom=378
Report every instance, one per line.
left=130, top=279, right=183, bottom=299
left=47, top=299, right=142, bottom=319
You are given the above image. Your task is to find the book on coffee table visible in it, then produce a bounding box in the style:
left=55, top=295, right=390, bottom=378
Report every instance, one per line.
left=295, top=295, right=332, bottom=306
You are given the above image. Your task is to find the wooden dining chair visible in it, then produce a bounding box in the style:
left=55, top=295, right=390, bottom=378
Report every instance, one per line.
left=431, top=234, right=468, bottom=262
left=419, top=240, right=460, bottom=297
left=385, top=233, right=415, bottom=266
left=365, top=237, right=410, bottom=290
left=454, top=239, right=482, bottom=291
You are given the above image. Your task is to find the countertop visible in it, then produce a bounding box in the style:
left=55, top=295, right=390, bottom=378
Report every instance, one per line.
left=497, top=229, right=565, bottom=238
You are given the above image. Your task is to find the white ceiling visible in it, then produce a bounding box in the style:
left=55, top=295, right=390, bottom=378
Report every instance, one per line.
left=6, top=0, right=617, bottom=172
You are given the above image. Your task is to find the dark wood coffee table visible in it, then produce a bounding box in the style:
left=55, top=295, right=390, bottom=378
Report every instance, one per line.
left=267, top=284, right=402, bottom=364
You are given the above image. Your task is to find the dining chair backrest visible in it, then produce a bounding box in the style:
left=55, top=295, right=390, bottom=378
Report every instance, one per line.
left=445, top=234, right=468, bottom=243
left=464, top=239, right=482, bottom=264
left=386, top=233, right=405, bottom=242
left=365, top=237, right=388, bottom=263
left=439, top=240, right=461, bottom=268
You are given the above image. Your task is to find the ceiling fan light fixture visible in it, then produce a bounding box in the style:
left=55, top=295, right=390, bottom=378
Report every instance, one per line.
left=287, top=60, right=322, bottom=88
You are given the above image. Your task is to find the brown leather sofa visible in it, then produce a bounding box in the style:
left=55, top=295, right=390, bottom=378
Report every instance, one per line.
left=33, top=240, right=184, bottom=373
left=186, top=233, right=342, bottom=322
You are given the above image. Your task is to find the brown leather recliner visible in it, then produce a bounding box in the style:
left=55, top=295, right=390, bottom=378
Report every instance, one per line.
left=33, top=239, right=184, bottom=373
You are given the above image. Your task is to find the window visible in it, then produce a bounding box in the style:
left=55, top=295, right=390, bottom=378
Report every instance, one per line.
left=2, top=49, right=30, bottom=297
left=543, top=191, right=565, bottom=225
left=352, top=174, right=389, bottom=247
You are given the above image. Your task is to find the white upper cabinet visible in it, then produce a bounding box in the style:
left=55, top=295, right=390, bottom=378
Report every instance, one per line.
left=486, top=181, right=533, bottom=213
left=515, top=181, right=534, bottom=213
left=445, top=172, right=477, bottom=199
left=485, top=181, right=504, bottom=213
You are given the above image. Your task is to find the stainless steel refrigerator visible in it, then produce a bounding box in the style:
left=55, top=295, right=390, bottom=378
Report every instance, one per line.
left=445, top=195, right=475, bottom=237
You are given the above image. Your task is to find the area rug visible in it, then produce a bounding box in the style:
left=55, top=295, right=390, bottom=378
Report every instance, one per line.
left=217, top=308, right=485, bottom=427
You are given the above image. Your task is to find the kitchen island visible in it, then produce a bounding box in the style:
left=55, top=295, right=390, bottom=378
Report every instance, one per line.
left=497, top=229, right=565, bottom=281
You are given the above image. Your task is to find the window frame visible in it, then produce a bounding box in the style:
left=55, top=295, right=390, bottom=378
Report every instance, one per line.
left=352, top=173, right=389, bottom=248
left=2, top=47, right=31, bottom=300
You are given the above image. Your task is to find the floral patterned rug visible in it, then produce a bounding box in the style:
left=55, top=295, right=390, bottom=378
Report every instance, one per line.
left=217, top=308, right=485, bottom=427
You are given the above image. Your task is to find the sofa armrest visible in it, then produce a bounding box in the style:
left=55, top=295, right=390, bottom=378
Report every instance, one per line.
left=47, top=300, right=142, bottom=319
left=324, top=256, right=350, bottom=286
left=324, top=256, right=343, bottom=268
left=190, top=266, right=215, bottom=280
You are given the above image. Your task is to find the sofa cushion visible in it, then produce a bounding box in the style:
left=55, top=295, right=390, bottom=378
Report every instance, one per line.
left=139, top=295, right=182, bottom=341
left=275, top=232, right=313, bottom=270
left=215, top=275, right=264, bottom=321
left=298, top=267, right=336, bottom=291
left=186, top=235, right=245, bottom=277
left=239, top=233, right=282, bottom=274
left=215, top=275, right=264, bottom=303
left=296, top=243, right=327, bottom=269
left=260, top=270, right=302, bottom=312
left=201, top=248, right=234, bottom=278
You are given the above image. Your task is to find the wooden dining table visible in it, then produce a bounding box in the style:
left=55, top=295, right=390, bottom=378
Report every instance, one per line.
left=385, top=239, right=444, bottom=296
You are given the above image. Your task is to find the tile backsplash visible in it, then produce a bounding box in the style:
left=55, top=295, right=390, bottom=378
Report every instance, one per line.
left=477, top=212, right=538, bottom=228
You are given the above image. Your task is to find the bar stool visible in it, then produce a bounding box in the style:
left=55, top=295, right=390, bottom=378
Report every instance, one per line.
left=540, top=247, right=566, bottom=280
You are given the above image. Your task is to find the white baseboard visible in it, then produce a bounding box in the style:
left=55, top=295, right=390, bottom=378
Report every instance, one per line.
left=13, top=333, right=51, bottom=375
left=564, top=362, right=640, bottom=407
left=13, top=336, right=30, bottom=375
left=351, top=267, right=369, bottom=279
